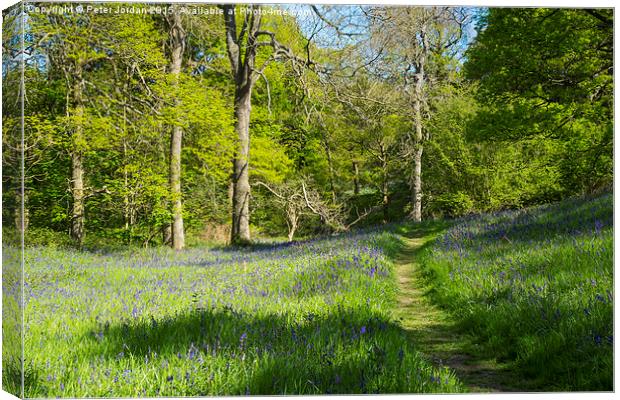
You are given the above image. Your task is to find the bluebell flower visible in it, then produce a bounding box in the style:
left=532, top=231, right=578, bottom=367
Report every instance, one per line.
left=594, top=219, right=604, bottom=234
left=188, top=343, right=198, bottom=360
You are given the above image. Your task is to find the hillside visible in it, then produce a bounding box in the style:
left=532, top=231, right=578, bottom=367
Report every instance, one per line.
left=10, top=229, right=463, bottom=396
left=4, top=192, right=612, bottom=395
left=418, top=192, right=613, bottom=390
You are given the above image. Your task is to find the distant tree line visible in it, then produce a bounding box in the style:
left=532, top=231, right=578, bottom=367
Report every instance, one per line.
left=2, top=4, right=612, bottom=248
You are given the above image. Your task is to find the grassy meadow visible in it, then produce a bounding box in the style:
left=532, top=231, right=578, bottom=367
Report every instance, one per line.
left=14, top=229, right=461, bottom=397
left=2, top=192, right=613, bottom=395
left=419, top=192, right=614, bottom=390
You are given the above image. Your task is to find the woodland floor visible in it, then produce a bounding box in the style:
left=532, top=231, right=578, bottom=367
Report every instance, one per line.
left=392, top=227, right=532, bottom=393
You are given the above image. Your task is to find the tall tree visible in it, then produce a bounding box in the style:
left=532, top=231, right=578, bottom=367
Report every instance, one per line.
left=221, top=4, right=260, bottom=244
left=221, top=5, right=311, bottom=244
left=166, top=12, right=187, bottom=250
left=368, top=7, right=466, bottom=221
left=31, top=13, right=110, bottom=246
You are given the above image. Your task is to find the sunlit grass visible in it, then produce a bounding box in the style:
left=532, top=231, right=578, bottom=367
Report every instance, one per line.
left=2, top=246, right=23, bottom=398
left=419, top=193, right=613, bottom=390
left=17, top=229, right=463, bottom=397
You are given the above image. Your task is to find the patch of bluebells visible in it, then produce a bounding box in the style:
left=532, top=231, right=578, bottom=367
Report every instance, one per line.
left=422, top=192, right=613, bottom=389
left=17, top=227, right=457, bottom=396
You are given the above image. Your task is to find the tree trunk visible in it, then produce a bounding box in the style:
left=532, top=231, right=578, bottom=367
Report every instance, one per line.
left=410, top=88, right=424, bottom=222
left=382, top=177, right=389, bottom=223
left=409, top=30, right=427, bottom=223
left=14, top=189, right=28, bottom=233
left=163, top=226, right=172, bottom=246
left=411, top=145, right=423, bottom=222
left=228, top=179, right=234, bottom=207
left=287, top=211, right=298, bottom=242
left=169, top=125, right=185, bottom=250
left=223, top=6, right=262, bottom=245
left=168, top=12, right=186, bottom=250
left=70, top=68, right=85, bottom=246
left=382, top=191, right=389, bottom=223
left=122, top=138, right=132, bottom=245
left=381, top=145, right=389, bottom=223
left=230, top=84, right=252, bottom=244
left=71, top=151, right=85, bottom=245
left=352, top=160, right=360, bottom=195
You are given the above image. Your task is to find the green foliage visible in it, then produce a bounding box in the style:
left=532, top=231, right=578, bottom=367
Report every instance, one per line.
left=2, top=4, right=612, bottom=250
left=465, top=8, right=613, bottom=195
left=429, top=192, right=473, bottom=218
left=423, top=82, right=561, bottom=215
left=249, top=107, right=295, bottom=184
left=466, top=9, right=612, bottom=110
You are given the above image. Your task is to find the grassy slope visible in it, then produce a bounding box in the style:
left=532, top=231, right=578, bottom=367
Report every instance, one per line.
left=389, top=223, right=527, bottom=392
left=6, top=193, right=612, bottom=395
left=2, top=246, right=23, bottom=397
left=418, top=193, right=613, bottom=391
left=14, top=229, right=462, bottom=397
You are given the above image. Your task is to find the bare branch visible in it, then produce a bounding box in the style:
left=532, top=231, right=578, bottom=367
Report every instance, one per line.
left=344, top=204, right=383, bottom=229
left=252, top=68, right=272, bottom=115
left=253, top=181, right=285, bottom=200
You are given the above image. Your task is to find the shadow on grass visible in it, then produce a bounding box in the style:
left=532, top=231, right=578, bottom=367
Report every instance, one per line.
left=383, top=220, right=536, bottom=392
left=389, top=198, right=614, bottom=392
left=210, top=240, right=296, bottom=254
left=76, top=306, right=456, bottom=395
left=376, top=219, right=451, bottom=260
left=398, top=220, right=452, bottom=240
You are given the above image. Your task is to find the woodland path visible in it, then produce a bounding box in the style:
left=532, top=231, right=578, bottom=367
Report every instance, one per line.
left=392, top=230, right=524, bottom=393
